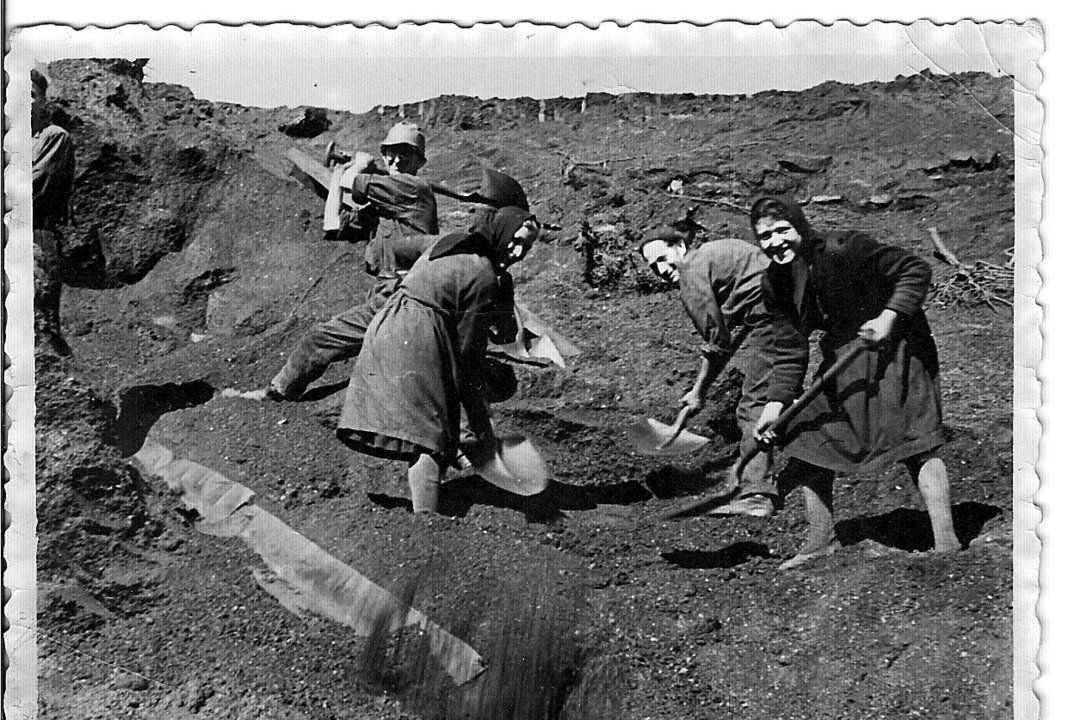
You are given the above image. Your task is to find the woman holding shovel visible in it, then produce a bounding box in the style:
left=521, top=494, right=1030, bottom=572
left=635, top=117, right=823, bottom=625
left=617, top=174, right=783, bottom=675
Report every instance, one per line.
left=749, top=195, right=962, bottom=569
left=337, top=206, right=541, bottom=513
left=638, top=227, right=780, bottom=517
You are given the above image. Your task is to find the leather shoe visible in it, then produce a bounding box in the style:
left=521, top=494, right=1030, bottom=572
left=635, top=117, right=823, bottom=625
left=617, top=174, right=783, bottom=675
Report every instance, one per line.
left=705, top=494, right=776, bottom=518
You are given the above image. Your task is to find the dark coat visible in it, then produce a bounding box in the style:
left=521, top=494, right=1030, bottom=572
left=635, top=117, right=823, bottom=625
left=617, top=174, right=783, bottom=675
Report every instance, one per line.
left=352, top=172, right=439, bottom=277
left=336, top=252, right=516, bottom=462
left=336, top=207, right=531, bottom=463
left=32, top=124, right=75, bottom=230
left=756, top=196, right=946, bottom=471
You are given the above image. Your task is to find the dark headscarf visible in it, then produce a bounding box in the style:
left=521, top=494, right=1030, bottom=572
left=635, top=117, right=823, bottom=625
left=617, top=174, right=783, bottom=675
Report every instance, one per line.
left=749, top=195, right=820, bottom=256
left=428, top=205, right=535, bottom=265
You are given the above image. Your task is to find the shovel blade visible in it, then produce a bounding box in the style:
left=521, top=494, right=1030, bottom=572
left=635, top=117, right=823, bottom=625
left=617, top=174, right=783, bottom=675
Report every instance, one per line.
left=473, top=436, right=550, bottom=496
left=515, top=304, right=581, bottom=358
left=627, top=418, right=710, bottom=456
left=527, top=335, right=566, bottom=368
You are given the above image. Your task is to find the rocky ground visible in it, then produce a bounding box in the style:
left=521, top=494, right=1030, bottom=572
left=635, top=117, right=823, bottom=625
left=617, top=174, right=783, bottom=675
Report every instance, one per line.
left=29, top=58, right=1014, bottom=718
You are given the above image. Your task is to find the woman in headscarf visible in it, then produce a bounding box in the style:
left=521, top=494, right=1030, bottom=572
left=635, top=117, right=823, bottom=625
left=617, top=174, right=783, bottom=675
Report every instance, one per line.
left=337, top=206, right=540, bottom=513
left=750, top=195, right=962, bottom=569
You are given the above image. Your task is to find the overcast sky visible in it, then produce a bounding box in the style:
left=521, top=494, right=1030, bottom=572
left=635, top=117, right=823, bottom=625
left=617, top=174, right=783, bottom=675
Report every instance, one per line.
left=15, top=21, right=1032, bottom=113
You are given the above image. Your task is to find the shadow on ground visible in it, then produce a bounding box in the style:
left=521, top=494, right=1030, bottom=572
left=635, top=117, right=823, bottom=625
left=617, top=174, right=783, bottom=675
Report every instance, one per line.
left=365, top=454, right=749, bottom=524
left=643, top=456, right=738, bottom=500
left=107, top=380, right=216, bottom=456
left=296, top=380, right=349, bottom=402
left=660, top=541, right=773, bottom=569
left=371, top=475, right=656, bottom=524
left=836, top=501, right=1002, bottom=551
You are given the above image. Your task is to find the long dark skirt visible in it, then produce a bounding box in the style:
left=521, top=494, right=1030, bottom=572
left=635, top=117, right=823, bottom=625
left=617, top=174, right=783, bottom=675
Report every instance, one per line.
left=781, top=330, right=946, bottom=473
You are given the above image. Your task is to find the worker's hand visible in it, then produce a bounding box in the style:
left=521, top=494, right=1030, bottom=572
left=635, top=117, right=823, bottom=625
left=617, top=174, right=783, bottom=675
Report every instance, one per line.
left=679, top=388, right=705, bottom=414
left=858, top=309, right=899, bottom=349
left=753, top=402, right=785, bottom=443
left=460, top=434, right=496, bottom=468
left=344, top=151, right=377, bottom=175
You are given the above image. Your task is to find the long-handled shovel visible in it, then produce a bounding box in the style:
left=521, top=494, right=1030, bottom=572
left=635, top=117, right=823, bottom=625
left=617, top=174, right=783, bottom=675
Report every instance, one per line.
left=626, top=405, right=710, bottom=457
left=288, top=147, right=523, bottom=208
left=660, top=342, right=868, bottom=520
left=627, top=327, right=752, bottom=457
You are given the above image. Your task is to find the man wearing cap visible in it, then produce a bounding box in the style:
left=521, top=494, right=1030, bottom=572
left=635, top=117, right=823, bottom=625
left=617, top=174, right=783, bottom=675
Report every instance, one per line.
left=31, top=68, right=76, bottom=356
left=262, top=121, right=437, bottom=400
left=263, top=122, right=532, bottom=401
left=328, top=121, right=440, bottom=277
left=638, top=227, right=780, bottom=516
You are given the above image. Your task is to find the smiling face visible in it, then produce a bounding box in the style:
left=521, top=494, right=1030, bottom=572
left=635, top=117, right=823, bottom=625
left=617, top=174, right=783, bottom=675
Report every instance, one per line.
left=500, top=219, right=541, bottom=267
left=641, top=238, right=687, bottom=283
left=381, top=144, right=425, bottom=176
left=754, top=216, right=803, bottom=265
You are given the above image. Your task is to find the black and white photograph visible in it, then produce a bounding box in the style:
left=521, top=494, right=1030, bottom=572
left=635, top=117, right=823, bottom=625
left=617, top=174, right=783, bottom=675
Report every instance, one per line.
left=3, top=9, right=1052, bottom=719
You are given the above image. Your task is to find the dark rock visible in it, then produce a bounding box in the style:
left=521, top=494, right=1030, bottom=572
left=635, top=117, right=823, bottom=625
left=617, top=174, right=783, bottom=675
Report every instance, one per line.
left=278, top=107, right=332, bottom=138
left=778, top=154, right=832, bottom=173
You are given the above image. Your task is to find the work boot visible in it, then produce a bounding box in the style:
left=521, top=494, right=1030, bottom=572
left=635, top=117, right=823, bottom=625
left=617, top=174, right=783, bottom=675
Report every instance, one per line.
left=705, top=493, right=776, bottom=518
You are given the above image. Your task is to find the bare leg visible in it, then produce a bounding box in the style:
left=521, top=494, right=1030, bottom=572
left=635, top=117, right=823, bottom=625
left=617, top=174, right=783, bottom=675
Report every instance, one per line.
left=779, top=465, right=839, bottom=570
left=408, top=454, right=445, bottom=514
left=909, top=453, right=963, bottom=553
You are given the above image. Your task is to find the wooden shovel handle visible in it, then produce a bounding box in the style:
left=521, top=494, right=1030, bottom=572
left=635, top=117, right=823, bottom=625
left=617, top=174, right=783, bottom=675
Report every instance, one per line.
left=367, top=164, right=476, bottom=203
left=738, top=341, right=868, bottom=471
left=659, top=325, right=754, bottom=449
left=657, top=406, right=696, bottom=450
left=662, top=342, right=868, bottom=520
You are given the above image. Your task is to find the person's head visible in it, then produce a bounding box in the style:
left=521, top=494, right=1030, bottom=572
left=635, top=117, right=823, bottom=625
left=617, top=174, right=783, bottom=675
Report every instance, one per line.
left=750, top=196, right=811, bottom=265
left=638, top=228, right=689, bottom=284
left=31, top=68, right=49, bottom=133
left=504, top=216, right=541, bottom=267
left=472, top=205, right=540, bottom=269
left=380, top=121, right=427, bottom=176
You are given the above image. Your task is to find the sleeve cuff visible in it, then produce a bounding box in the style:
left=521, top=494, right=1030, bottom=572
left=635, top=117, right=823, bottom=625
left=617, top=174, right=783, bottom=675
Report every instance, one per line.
left=885, top=291, right=924, bottom=317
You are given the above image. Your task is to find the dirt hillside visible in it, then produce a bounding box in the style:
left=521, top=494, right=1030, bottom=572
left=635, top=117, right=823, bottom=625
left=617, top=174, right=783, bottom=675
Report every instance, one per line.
left=32, top=58, right=1014, bottom=719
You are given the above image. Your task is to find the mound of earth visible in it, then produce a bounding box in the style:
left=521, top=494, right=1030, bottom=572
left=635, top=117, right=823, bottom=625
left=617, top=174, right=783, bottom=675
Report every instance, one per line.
left=30, top=58, right=1015, bottom=719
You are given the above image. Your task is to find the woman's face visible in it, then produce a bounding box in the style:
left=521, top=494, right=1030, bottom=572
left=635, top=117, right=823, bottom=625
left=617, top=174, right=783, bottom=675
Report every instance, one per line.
left=754, top=216, right=802, bottom=265
left=641, top=239, right=686, bottom=283
left=501, top=219, right=540, bottom=267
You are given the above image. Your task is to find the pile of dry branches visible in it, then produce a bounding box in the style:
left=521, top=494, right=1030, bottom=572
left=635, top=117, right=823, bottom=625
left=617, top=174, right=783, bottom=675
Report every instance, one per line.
left=926, top=227, right=1013, bottom=310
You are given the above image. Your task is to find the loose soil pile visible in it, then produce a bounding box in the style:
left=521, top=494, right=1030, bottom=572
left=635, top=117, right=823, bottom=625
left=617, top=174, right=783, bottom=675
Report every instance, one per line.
left=33, top=59, right=1013, bottom=719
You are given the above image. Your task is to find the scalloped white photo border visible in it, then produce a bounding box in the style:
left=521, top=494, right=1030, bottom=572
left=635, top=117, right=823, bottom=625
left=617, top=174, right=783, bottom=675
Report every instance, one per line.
left=3, top=18, right=1045, bottom=719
